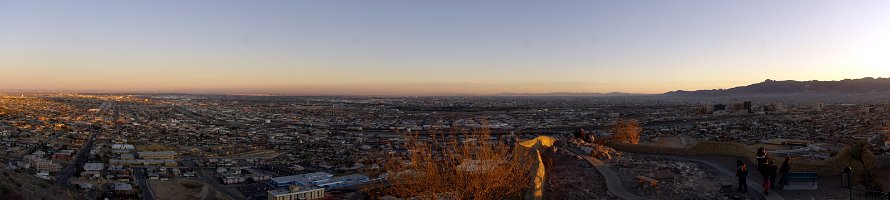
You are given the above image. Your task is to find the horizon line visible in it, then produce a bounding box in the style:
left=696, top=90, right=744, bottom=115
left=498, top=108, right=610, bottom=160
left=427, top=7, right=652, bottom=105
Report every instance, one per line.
left=3, top=77, right=885, bottom=96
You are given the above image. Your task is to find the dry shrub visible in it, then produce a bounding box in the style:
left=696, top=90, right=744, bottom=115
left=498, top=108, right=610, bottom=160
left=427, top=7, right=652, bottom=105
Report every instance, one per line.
left=612, top=119, right=641, bottom=144
left=382, top=129, right=535, bottom=199
left=588, top=144, right=623, bottom=160
left=569, top=137, right=622, bottom=160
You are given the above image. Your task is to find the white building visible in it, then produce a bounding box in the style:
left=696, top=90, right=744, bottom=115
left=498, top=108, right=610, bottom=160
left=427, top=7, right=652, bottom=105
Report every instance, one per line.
left=83, top=163, right=104, bottom=171
left=111, top=144, right=135, bottom=150
left=268, top=186, right=325, bottom=200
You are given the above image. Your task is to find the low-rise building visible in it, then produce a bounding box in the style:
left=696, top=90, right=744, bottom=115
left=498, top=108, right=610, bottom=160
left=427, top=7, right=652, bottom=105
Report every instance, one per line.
left=270, top=172, right=333, bottom=188
left=267, top=186, right=325, bottom=200
left=138, top=151, right=177, bottom=159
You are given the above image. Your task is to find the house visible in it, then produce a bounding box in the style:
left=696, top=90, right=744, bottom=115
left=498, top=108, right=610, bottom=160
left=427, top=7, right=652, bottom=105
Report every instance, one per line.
left=35, top=171, right=51, bottom=180
left=78, top=183, right=94, bottom=191
left=52, top=150, right=75, bottom=162
left=113, top=183, right=136, bottom=195
left=80, top=163, right=105, bottom=179
left=222, top=176, right=246, bottom=185
left=83, top=163, right=104, bottom=171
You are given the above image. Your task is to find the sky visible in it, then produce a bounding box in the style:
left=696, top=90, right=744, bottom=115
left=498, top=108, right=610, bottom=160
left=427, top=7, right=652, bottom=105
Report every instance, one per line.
left=2, top=0, right=889, bottom=95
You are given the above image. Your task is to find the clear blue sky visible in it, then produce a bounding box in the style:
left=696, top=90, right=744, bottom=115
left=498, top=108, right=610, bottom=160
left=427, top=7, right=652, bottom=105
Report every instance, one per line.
left=2, top=0, right=889, bottom=95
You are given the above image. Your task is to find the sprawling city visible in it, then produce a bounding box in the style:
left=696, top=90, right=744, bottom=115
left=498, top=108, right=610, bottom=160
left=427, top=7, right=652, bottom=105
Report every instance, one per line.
left=3, top=0, right=890, bottom=200
left=2, top=87, right=889, bottom=199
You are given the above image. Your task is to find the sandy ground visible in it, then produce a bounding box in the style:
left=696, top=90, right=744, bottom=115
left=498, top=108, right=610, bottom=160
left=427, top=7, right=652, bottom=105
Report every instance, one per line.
left=149, top=178, right=203, bottom=200
left=149, top=178, right=228, bottom=200
left=543, top=149, right=610, bottom=200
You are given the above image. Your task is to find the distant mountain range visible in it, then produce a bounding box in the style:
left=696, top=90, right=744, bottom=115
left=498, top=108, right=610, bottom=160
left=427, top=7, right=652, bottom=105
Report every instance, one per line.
left=496, top=92, right=646, bottom=96
left=666, top=77, right=890, bottom=96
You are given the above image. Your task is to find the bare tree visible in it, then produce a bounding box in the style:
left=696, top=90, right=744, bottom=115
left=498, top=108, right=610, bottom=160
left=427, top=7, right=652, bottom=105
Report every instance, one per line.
left=612, top=119, right=641, bottom=144
left=380, top=129, right=535, bottom=199
left=846, top=141, right=882, bottom=191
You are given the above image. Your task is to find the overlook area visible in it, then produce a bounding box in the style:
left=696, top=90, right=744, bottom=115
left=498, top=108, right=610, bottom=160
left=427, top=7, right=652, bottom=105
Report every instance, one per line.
left=3, top=0, right=890, bottom=199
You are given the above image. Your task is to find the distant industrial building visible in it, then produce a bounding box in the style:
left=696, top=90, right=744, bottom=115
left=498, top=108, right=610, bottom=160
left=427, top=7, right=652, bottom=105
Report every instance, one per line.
left=270, top=172, right=334, bottom=188
left=315, top=174, right=370, bottom=188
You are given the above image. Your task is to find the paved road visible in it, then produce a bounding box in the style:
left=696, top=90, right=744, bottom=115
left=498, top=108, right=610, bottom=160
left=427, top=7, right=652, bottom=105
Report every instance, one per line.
left=56, top=133, right=97, bottom=189
left=564, top=145, right=787, bottom=200
left=648, top=155, right=786, bottom=200
left=563, top=145, right=646, bottom=200
left=202, top=186, right=218, bottom=200
left=134, top=169, right=156, bottom=200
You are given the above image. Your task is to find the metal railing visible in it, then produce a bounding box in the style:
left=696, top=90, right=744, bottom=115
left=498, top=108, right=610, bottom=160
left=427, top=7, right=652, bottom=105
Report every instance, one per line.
left=850, top=188, right=890, bottom=200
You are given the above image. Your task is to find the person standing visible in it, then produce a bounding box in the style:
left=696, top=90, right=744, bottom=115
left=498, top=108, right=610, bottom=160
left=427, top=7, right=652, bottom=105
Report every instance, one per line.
left=758, top=155, right=771, bottom=195
left=736, top=160, right=749, bottom=192
left=779, top=157, right=792, bottom=187
left=756, top=147, right=767, bottom=163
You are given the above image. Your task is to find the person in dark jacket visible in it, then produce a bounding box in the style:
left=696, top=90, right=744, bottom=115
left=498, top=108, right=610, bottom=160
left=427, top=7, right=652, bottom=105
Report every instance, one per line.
left=779, top=157, right=791, bottom=187
left=758, top=155, right=772, bottom=195
left=756, top=147, right=768, bottom=176
left=736, top=159, right=748, bottom=192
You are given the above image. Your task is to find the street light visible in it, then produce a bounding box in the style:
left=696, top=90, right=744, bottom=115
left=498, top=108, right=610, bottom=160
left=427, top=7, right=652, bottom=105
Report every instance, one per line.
left=843, top=166, right=854, bottom=199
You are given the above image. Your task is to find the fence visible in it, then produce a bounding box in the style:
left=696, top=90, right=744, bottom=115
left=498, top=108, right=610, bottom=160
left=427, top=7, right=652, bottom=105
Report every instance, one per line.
left=850, top=188, right=889, bottom=200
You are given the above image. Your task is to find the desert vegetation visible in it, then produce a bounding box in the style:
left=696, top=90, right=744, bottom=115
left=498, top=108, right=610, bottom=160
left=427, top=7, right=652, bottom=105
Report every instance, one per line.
left=380, top=129, right=536, bottom=199
left=846, top=141, right=884, bottom=191
left=0, top=168, right=76, bottom=200
left=612, top=119, right=641, bottom=144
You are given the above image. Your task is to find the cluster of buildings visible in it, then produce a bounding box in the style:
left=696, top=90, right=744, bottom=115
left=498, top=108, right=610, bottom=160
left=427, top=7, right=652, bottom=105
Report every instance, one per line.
left=266, top=172, right=371, bottom=200
left=3, top=94, right=889, bottom=199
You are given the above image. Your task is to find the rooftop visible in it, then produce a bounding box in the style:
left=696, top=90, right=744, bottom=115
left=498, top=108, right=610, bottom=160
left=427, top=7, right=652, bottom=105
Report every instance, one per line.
left=83, top=163, right=104, bottom=171
left=270, top=172, right=334, bottom=186
left=137, top=151, right=177, bottom=156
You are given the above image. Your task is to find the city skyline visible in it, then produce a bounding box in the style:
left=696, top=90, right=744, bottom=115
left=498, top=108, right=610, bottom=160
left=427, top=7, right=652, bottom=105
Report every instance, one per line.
left=3, top=0, right=890, bottom=95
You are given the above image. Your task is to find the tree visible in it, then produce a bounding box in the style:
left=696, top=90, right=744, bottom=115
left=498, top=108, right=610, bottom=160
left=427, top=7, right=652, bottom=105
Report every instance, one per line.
left=379, top=129, right=535, bottom=199
left=612, top=119, right=641, bottom=144
left=846, top=141, right=881, bottom=190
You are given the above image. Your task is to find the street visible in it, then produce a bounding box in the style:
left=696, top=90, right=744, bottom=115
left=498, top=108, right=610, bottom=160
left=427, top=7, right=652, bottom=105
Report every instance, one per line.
left=56, top=133, right=97, bottom=189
